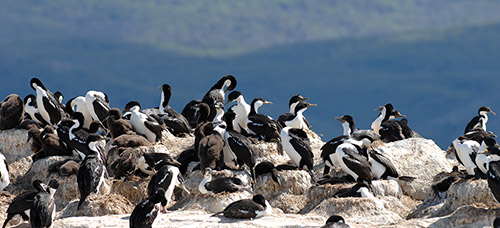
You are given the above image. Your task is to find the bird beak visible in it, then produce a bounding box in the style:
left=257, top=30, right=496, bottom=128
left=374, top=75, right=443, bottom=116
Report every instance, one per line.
left=157, top=85, right=162, bottom=90
left=299, top=96, right=309, bottom=101
left=491, top=111, right=497, bottom=115
left=334, top=116, right=345, bottom=123
left=375, top=106, right=383, bottom=111
left=396, top=112, right=406, bottom=118
left=264, top=101, right=273, bottom=105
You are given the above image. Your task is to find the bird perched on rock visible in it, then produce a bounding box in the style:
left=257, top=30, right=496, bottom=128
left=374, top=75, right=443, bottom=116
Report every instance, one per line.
left=277, top=94, right=310, bottom=129
left=198, top=168, right=251, bottom=194
left=126, top=101, right=163, bottom=143
left=0, top=94, right=25, bottom=130
left=212, top=194, right=271, bottom=219
left=156, top=84, right=192, bottom=136
left=130, top=188, right=165, bottom=228
left=30, top=77, right=66, bottom=125
left=464, top=106, right=495, bottom=134
left=280, top=126, right=315, bottom=180
left=246, top=98, right=281, bottom=142
left=106, top=108, right=135, bottom=139
left=147, top=165, right=189, bottom=212
left=30, top=179, right=59, bottom=228
left=77, top=134, right=106, bottom=209
left=334, top=183, right=374, bottom=198
left=226, top=91, right=251, bottom=134
left=85, top=90, right=111, bottom=124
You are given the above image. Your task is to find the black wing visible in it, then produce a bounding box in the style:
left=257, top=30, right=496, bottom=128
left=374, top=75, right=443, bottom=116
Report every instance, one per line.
left=144, top=121, right=163, bottom=141
left=206, top=177, right=243, bottom=193
left=320, top=135, right=348, bottom=160
left=77, top=155, right=103, bottom=208
left=161, top=107, right=192, bottom=135
left=92, top=96, right=111, bottom=122
left=130, top=199, right=158, bottom=228
left=30, top=193, right=54, bottom=228
left=42, top=96, right=62, bottom=125
left=181, top=100, right=202, bottom=129
left=342, top=147, right=373, bottom=181
left=226, top=131, right=255, bottom=168
left=369, top=150, right=399, bottom=178
left=148, top=166, right=173, bottom=197
left=464, top=116, right=481, bottom=134
left=379, top=120, right=404, bottom=142
left=277, top=113, right=294, bottom=128
left=288, top=128, right=314, bottom=170
left=247, top=114, right=281, bottom=141
left=223, top=199, right=262, bottom=219
left=398, top=118, right=414, bottom=138
left=487, top=161, right=500, bottom=203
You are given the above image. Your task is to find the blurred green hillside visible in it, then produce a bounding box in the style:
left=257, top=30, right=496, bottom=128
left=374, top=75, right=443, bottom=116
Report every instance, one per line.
left=1, top=1, right=500, bottom=148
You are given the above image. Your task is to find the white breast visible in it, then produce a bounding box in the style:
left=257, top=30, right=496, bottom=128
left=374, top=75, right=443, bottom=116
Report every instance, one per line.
left=280, top=127, right=301, bottom=167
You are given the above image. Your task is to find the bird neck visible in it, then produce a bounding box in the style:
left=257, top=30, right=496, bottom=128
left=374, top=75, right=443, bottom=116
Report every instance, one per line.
left=341, top=121, right=351, bottom=136
left=480, top=113, right=488, bottom=131
left=198, top=174, right=212, bottom=194
left=213, top=108, right=225, bottom=123
left=160, top=90, right=171, bottom=112
left=289, top=101, right=299, bottom=114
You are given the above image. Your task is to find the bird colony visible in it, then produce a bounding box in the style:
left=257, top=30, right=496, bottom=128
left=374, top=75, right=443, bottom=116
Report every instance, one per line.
left=0, top=76, right=498, bottom=227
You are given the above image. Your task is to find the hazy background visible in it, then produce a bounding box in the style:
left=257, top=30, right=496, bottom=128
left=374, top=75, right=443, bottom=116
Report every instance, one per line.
left=2, top=0, right=500, bottom=149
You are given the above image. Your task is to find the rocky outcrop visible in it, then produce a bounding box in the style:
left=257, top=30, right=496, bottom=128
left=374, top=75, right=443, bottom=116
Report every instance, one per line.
left=1, top=128, right=499, bottom=228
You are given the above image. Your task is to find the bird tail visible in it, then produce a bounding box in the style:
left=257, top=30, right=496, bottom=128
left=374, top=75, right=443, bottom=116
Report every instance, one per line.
left=77, top=195, right=87, bottom=210
left=211, top=211, right=223, bottom=217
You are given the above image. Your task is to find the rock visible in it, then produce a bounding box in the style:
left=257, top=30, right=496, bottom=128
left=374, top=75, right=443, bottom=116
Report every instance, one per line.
left=374, top=138, right=453, bottom=200
left=408, top=178, right=500, bottom=219
left=58, top=193, right=135, bottom=219
left=161, top=131, right=194, bottom=157
left=0, top=129, right=31, bottom=164
left=111, top=176, right=150, bottom=205
left=310, top=196, right=403, bottom=226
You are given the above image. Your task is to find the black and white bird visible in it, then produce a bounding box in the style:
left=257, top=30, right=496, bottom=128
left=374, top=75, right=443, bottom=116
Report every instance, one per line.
left=485, top=137, right=500, bottom=203
left=367, top=149, right=399, bottom=180
left=277, top=94, right=310, bottom=128
left=127, top=101, right=163, bottom=143
left=334, top=183, right=374, bottom=198
left=464, top=106, right=496, bottom=134
left=201, top=75, right=237, bottom=121
left=212, top=194, right=272, bottom=219
left=452, top=135, right=481, bottom=177
left=67, top=112, right=106, bottom=159
left=280, top=126, right=315, bottom=179
left=129, top=188, right=165, bottom=228
left=322, top=215, right=350, bottom=228
left=0, top=94, right=25, bottom=130
left=247, top=98, right=281, bottom=142
left=30, top=77, right=66, bottom=125
left=65, top=96, right=93, bottom=129
left=321, top=115, right=357, bottom=176
left=475, top=137, right=497, bottom=176
left=214, top=111, right=256, bottom=176
left=30, top=179, right=59, bottom=228
left=371, top=103, right=411, bottom=142
left=147, top=165, right=188, bottom=212
left=157, top=84, right=192, bottom=136
left=24, top=94, right=48, bottom=126
left=198, top=168, right=250, bottom=194
left=2, top=180, right=59, bottom=228
left=76, top=135, right=106, bottom=209
left=278, top=99, right=315, bottom=130
left=137, top=152, right=181, bottom=176
left=254, top=161, right=281, bottom=184
left=85, top=90, right=111, bottom=124
left=227, top=91, right=250, bottom=134
left=0, top=153, right=9, bottom=191
left=334, top=137, right=374, bottom=184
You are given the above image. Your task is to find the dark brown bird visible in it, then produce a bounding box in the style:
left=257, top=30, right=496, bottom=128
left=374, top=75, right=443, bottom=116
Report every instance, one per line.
left=198, top=131, right=225, bottom=171
left=0, top=94, right=25, bottom=130
left=33, top=126, right=72, bottom=161
left=106, top=108, right=135, bottom=139
left=112, top=134, right=151, bottom=148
